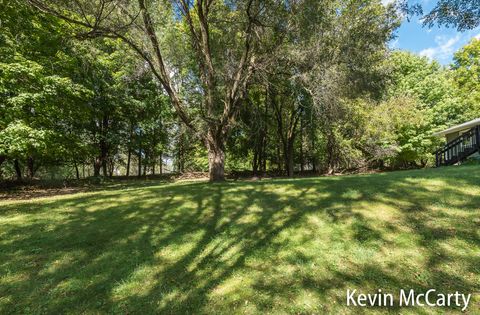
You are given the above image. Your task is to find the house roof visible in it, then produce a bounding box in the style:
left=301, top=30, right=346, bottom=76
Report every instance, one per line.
left=434, top=118, right=480, bottom=137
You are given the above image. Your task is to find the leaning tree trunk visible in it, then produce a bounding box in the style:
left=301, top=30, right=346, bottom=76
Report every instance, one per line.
left=206, top=128, right=225, bottom=182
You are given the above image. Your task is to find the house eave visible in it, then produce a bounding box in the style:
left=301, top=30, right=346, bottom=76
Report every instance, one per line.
left=434, top=118, right=480, bottom=137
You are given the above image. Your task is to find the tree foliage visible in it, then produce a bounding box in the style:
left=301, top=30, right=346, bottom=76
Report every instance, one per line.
left=0, top=0, right=478, bottom=180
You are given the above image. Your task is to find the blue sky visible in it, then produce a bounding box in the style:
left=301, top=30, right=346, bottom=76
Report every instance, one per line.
left=384, top=0, right=480, bottom=65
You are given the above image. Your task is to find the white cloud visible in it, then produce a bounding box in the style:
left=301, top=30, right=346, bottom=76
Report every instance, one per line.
left=419, top=35, right=461, bottom=60
left=475, top=33, right=480, bottom=40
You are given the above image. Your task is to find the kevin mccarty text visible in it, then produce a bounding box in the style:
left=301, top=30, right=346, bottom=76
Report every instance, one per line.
left=346, top=289, right=472, bottom=311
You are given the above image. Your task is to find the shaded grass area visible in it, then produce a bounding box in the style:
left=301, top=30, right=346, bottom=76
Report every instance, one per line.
left=0, top=176, right=175, bottom=201
left=0, top=166, right=479, bottom=314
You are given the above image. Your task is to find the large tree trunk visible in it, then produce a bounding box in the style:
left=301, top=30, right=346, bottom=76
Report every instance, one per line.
left=14, top=159, right=22, bottom=180
left=95, top=143, right=108, bottom=177
left=206, top=128, right=225, bottom=182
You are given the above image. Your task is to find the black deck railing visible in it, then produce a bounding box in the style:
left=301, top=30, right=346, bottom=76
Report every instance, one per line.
left=435, top=125, right=480, bottom=167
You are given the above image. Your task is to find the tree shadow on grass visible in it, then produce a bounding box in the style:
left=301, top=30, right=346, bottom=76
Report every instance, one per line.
left=0, top=166, right=479, bottom=313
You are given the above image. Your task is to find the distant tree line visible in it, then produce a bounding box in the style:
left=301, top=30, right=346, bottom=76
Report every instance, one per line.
left=0, top=0, right=479, bottom=181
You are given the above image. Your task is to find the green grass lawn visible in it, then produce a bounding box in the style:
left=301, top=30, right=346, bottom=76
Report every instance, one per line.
left=1, top=166, right=479, bottom=314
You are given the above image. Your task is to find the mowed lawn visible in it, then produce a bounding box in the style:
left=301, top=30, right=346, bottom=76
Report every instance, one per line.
left=0, top=166, right=479, bottom=314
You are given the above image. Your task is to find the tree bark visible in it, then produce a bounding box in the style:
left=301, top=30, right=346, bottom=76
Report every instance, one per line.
left=74, top=161, right=80, bottom=180
left=126, top=148, right=131, bottom=176
left=143, top=151, right=147, bottom=176
left=206, top=128, right=225, bottom=182
left=126, top=123, right=133, bottom=176
left=152, top=155, right=155, bottom=175
left=261, top=96, right=268, bottom=174
left=101, top=145, right=108, bottom=177
left=285, top=138, right=295, bottom=177
left=138, top=150, right=142, bottom=177
left=109, top=159, right=114, bottom=177
left=276, top=144, right=282, bottom=172
left=159, top=153, right=163, bottom=175
left=300, top=117, right=304, bottom=173
left=252, top=150, right=259, bottom=175
left=27, top=156, right=35, bottom=179
left=138, top=129, right=142, bottom=177
left=99, top=114, right=109, bottom=177
left=177, top=129, right=185, bottom=173
left=14, top=159, right=22, bottom=180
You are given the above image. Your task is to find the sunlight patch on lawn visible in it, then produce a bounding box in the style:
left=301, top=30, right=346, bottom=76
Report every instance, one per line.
left=112, top=264, right=158, bottom=298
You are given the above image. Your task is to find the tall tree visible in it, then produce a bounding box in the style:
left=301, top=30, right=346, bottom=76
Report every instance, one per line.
left=0, top=0, right=92, bottom=179
left=28, top=0, right=270, bottom=181
left=289, top=0, right=399, bottom=173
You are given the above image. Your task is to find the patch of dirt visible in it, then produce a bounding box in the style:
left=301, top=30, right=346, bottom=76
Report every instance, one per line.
left=174, top=172, right=209, bottom=180
left=0, top=187, right=91, bottom=201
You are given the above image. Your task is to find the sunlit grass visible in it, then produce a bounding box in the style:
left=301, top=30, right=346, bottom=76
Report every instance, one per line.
left=1, top=166, right=479, bottom=314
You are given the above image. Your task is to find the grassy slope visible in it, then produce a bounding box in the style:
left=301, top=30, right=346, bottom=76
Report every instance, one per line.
left=0, top=166, right=479, bottom=314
